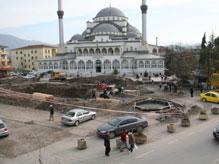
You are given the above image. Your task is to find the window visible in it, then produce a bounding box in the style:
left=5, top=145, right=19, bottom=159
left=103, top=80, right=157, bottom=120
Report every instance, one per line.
left=28, top=54, right=30, bottom=57
left=145, top=60, right=150, bottom=68
left=127, top=118, right=137, bottom=124
left=78, top=60, right=85, bottom=72
left=104, top=60, right=111, bottom=71
left=49, top=63, right=53, bottom=69
left=54, top=63, right=58, bottom=69
left=16, top=57, right=19, bottom=60
left=121, top=60, right=129, bottom=69
left=158, top=60, right=164, bottom=68
left=16, top=51, right=18, bottom=54
left=112, top=60, right=120, bottom=70
left=20, top=51, right=22, bottom=54
left=35, top=50, right=37, bottom=53
left=86, top=60, right=93, bottom=70
left=70, top=61, right=77, bottom=70
left=76, top=112, right=82, bottom=117
left=151, top=61, right=157, bottom=68
left=139, top=61, right=144, bottom=69
left=119, top=120, right=129, bottom=126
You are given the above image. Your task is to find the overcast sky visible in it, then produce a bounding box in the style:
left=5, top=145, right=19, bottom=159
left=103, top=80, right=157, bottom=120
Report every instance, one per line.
left=0, top=0, right=218, bottom=46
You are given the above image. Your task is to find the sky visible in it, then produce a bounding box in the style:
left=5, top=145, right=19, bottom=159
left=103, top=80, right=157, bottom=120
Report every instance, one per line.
left=0, top=0, right=218, bottom=46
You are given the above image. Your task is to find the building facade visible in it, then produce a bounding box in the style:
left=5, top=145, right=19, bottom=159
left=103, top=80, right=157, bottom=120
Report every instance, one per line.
left=11, top=45, right=57, bottom=71
left=0, top=45, right=9, bottom=67
left=37, top=6, right=165, bottom=77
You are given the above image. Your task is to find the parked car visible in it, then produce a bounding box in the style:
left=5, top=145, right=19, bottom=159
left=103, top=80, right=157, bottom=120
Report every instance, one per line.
left=61, top=109, right=96, bottom=126
left=0, top=119, right=9, bottom=137
left=213, top=124, right=219, bottom=140
left=200, top=91, right=219, bottom=103
left=97, top=115, right=148, bottom=138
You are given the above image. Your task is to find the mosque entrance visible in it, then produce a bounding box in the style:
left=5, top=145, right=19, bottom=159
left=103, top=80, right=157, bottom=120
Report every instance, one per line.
left=96, top=60, right=102, bottom=73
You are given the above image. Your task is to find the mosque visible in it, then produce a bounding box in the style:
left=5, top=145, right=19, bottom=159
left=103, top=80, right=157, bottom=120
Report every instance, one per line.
left=37, top=0, right=165, bottom=77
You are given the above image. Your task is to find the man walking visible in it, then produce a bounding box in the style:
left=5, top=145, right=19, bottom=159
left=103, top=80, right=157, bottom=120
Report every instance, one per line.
left=128, top=132, right=135, bottom=152
left=49, top=104, right=54, bottom=121
left=120, top=129, right=129, bottom=151
left=190, top=88, right=194, bottom=98
left=104, top=132, right=111, bottom=156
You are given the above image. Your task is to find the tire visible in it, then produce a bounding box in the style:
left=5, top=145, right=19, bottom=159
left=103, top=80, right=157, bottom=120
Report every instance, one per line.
left=74, top=121, right=79, bottom=126
left=109, top=132, right=116, bottom=139
left=202, top=98, right=207, bottom=102
left=137, top=126, right=144, bottom=133
left=91, top=115, right=96, bottom=120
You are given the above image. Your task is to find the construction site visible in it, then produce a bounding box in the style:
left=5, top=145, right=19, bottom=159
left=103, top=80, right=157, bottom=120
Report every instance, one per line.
left=0, top=75, right=216, bottom=162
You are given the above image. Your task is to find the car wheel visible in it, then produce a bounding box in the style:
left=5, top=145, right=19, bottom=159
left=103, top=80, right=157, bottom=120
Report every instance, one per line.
left=202, top=98, right=207, bottom=102
left=109, top=132, right=115, bottom=139
left=137, top=126, right=144, bottom=133
left=91, top=115, right=96, bottom=120
left=75, top=121, right=79, bottom=126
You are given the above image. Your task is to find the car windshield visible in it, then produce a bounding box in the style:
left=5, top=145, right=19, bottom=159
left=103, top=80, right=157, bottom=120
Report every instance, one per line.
left=0, top=123, right=5, bottom=129
left=108, top=118, right=121, bottom=126
left=65, top=112, right=75, bottom=117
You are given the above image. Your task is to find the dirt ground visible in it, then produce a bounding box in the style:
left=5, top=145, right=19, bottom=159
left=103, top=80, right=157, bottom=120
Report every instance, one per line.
left=0, top=76, right=217, bottom=159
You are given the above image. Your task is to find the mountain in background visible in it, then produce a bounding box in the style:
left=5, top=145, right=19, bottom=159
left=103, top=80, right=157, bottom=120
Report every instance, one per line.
left=0, top=34, right=46, bottom=50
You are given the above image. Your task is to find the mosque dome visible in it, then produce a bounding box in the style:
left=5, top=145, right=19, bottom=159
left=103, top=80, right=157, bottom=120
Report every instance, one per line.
left=95, top=7, right=126, bottom=18
left=93, top=23, right=120, bottom=33
left=127, top=24, right=141, bottom=38
left=70, top=34, right=83, bottom=41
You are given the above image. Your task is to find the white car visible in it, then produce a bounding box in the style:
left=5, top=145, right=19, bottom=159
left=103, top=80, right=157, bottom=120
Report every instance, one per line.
left=61, top=109, right=96, bottom=126
left=0, top=119, right=9, bottom=137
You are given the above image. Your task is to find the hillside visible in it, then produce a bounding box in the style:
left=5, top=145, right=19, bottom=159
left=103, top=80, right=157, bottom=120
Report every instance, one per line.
left=0, top=34, right=44, bottom=50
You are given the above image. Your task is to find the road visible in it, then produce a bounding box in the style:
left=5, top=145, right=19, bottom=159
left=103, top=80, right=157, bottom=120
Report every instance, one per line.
left=2, top=111, right=219, bottom=164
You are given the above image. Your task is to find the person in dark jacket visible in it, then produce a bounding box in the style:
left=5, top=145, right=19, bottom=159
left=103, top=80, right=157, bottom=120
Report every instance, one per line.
left=190, top=88, right=194, bottom=97
left=49, top=104, right=54, bottom=121
left=104, top=132, right=111, bottom=156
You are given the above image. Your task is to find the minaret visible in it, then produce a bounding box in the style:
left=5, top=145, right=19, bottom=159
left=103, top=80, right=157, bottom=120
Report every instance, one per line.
left=57, top=0, right=65, bottom=53
left=141, top=0, right=148, bottom=44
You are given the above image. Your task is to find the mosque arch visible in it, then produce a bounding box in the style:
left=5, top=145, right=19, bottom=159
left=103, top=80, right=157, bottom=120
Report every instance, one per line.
left=121, top=59, right=129, bottom=69
left=112, top=60, right=120, bottom=70
left=102, top=48, right=107, bottom=54
left=78, top=49, right=82, bottom=55
left=70, top=60, right=77, bottom=70
left=108, top=48, right=114, bottom=55
left=96, top=48, right=101, bottom=54
left=115, top=47, right=120, bottom=55
left=130, top=59, right=136, bottom=69
left=89, top=48, right=94, bottom=54
left=83, top=48, right=88, bottom=54
left=152, top=48, right=157, bottom=54
left=62, top=60, right=68, bottom=70
left=151, top=60, right=157, bottom=68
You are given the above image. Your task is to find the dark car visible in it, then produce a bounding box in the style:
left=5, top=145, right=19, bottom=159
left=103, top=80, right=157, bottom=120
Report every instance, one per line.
left=213, top=124, right=219, bottom=140
left=0, top=119, right=9, bottom=137
left=97, top=115, right=148, bottom=138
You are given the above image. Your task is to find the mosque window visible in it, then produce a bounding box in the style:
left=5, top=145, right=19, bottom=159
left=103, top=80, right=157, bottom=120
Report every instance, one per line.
left=49, top=63, right=53, bottom=70
left=145, top=60, right=150, bottom=68
left=70, top=61, right=77, bottom=70
left=54, top=63, right=59, bottom=69
left=62, top=60, right=68, bottom=70
left=158, top=60, right=164, bottom=68
left=104, top=60, right=111, bottom=71
left=20, top=51, right=22, bottom=54
left=16, top=51, right=18, bottom=54
left=139, top=61, right=144, bottom=69
left=152, top=48, right=157, bottom=54
left=112, top=60, right=120, bottom=70
left=83, top=49, right=88, bottom=54
left=151, top=60, right=157, bottom=68
left=121, top=60, right=129, bottom=69
left=35, top=50, right=37, bottom=53
left=130, top=59, right=136, bottom=69
left=78, top=60, right=85, bottom=72
left=44, top=63, right=48, bottom=69
left=86, top=60, right=93, bottom=70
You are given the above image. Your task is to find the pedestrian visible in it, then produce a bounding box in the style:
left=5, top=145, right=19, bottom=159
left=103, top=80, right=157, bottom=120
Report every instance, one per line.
left=190, top=88, right=194, bottom=97
left=49, top=104, right=54, bottom=121
left=120, top=129, right=129, bottom=151
left=104, top=132, right=111, bottom=156
left=128, top=132, right=135, bottom=152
